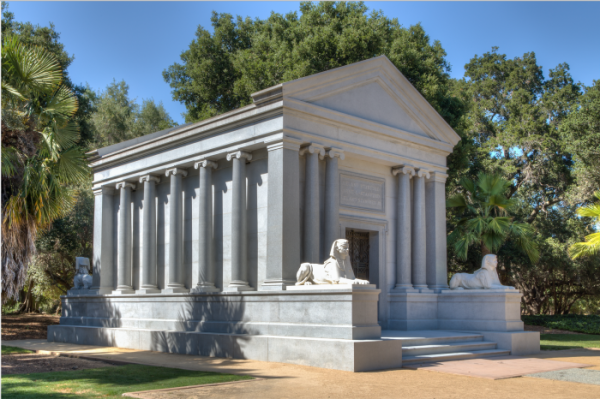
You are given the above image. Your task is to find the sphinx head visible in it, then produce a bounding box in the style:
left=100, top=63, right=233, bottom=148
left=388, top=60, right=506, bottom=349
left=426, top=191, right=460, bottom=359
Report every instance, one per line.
left=330, top=239, right=349, bottom=260
left=76, top=257, right=90, bottom=274
left=481, top=254, right=498, bottom=271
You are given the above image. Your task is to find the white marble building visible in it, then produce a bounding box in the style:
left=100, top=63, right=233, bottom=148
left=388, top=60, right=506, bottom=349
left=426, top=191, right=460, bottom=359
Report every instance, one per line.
left=49, top=56, right=539, bottom=371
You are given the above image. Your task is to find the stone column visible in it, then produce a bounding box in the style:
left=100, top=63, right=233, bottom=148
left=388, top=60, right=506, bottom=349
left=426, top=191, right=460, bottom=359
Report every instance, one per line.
left=262, top=137, right=302, bottom=290
left=191, top=159, right=219, bottom=293
left=163, top=168, right=188, bottom=294
left=90, top=186, right=114, bottom=295
left=426, top=171, right=449, bottom=292
left=300, top=144, right=325, bottom=263
left=324, top=148, right=344, bottom=251
left=392, top=165, right=417, bottom=292
left=137, top=175, right=160, bottom=294
left=412, top=168, right=431, bottom=292
left=113, top=181, right=135, bottom=295
left=225, top=151, right=254, bottom=292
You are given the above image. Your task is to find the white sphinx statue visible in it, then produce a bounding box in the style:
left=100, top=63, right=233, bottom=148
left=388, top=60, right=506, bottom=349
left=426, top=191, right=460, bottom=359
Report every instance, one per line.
left=73, top=257, right=93, bottom=290
left=296, top=239, right=370, bottom=285
left=449, top=254, right=515, bottom=290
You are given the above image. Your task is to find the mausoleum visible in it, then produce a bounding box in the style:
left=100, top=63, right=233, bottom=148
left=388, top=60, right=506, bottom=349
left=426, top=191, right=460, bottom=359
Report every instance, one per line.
left=49, top=56, right=539, bottom=371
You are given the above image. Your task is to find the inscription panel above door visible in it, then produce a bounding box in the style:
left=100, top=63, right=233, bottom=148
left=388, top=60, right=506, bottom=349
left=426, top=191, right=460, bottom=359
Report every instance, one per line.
left=339, top=172, right=385, bottom=213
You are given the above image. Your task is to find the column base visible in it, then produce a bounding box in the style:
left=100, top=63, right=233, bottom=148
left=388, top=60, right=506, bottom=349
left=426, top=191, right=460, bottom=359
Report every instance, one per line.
left=190, top=285, right=220, bottom=294
left=224, top=285, right=255, bottom=292
left=413, top=285, right=433, bottom=293
left=136, top=288, right=161, bottom=294
left=112, top=287, right=135, bottom=295
left=428, top=284, right=449, bottom=293
left=88, top=287, right=114, bottom=295
left=162, top=286, right=189, bottom=294
left=391, top=285, right=419, bottom=293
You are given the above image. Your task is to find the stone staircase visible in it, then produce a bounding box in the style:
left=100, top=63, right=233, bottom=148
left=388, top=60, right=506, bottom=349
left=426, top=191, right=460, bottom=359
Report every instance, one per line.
left=381, top=330, right=510, bottom=365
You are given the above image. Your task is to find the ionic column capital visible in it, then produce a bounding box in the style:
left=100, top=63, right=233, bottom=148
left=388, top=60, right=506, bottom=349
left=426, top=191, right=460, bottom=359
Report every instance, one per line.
left=139, top=175, right=160, bottom=184
left=165, top=168, right=188, bottom=178
left=327, top=148, right=345, bottom=160
left=392, top=165, right=416, bottom=177
left=299, top=143, right=326, bottom=159
left=116, top=181, right=136, bottom=190
left=226, top=151, right=253, bottom=162
left=194, top=159, right=218, bottom=170
left=416, top=168, right=430, bottom=179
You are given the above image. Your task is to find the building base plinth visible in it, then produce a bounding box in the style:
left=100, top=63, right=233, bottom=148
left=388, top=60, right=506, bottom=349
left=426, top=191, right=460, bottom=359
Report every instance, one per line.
left=47, top=325, right=402, bottom=372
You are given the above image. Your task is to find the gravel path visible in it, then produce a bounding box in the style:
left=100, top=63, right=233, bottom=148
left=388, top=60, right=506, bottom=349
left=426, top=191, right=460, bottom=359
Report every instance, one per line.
left=527, top=369, right=600, bottom=386
left=2, top=352, right=120, bottom=375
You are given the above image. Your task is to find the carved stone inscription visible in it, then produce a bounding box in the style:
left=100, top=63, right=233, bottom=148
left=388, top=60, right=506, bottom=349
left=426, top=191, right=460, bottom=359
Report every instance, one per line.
left=340, top=173, right=385, bottom=212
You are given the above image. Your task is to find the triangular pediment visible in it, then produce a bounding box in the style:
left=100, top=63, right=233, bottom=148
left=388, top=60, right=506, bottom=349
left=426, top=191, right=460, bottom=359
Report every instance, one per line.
left=308, top=80, right=429, bottom=138
left=280, top=56, right=460, bottom=147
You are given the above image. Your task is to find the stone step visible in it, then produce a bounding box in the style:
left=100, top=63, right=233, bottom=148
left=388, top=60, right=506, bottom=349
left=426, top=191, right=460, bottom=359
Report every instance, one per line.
left=402, top=340, right=497, bottom=356
left=381, top=330, right=484, bottom=346
left=402, top=349, right=511, bottom=365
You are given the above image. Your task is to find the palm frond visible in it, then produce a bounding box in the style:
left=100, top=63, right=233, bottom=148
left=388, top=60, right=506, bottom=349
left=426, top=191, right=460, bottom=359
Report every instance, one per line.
left=569, top=232, right=600, bottom=259
left=487, top=217, right=511, bottom=235
left=446, top=194, right=467, bottom=210
left=1, top=146, right=21, bottom=177
left=42, top=85, right=78, bottom=123
left=54, top=147, right=89, bottom=184
left=53, top=121, right=81, bottom=150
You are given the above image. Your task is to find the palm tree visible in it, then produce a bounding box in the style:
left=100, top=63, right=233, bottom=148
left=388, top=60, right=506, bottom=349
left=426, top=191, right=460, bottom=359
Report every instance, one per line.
left=447, top=173, right=540, bottom=263
left=569, top=191, right=600, bottom=259
left=1, top=37, right=88, bottom=304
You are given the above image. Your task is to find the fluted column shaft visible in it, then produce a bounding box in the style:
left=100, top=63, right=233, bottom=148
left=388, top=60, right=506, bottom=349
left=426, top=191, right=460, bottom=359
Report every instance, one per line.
left=226, top=151, right=254, bottom=292
left=192, top=160, right=219, bottom=293
left=301, top=144, right=325, bottom=263
left=164, top=168, right=188, bottom=293
left=324, top=148, right=344, bottom=251
left=392, top=166, right=417, bottom=291
left=137, top=175, right=160, bottom=294
left=114, top=181, right=135, bottom=294
left=412, top=169, right=430, bottom=291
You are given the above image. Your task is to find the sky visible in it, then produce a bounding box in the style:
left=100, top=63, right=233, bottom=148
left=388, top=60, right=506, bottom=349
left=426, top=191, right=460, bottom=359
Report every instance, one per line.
left=6, top=1, right=600, bottom=125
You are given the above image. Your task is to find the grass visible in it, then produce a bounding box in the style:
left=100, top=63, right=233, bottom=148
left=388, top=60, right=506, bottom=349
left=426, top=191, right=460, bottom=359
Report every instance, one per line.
left=540, top=334, right=600, bottom=350
left=1, top=364, right=252, bottom=398
left=522, top=314, right=600, bottom=334
left=2, top=345, right=34, bottom=355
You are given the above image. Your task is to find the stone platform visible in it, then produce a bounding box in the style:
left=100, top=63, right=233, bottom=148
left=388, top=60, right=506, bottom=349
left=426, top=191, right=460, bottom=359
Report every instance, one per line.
left=48, top=286, right=403, bottom=372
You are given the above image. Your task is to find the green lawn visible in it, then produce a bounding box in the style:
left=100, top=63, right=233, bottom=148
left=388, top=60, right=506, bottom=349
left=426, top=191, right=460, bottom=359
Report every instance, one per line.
left=522, top=314, right=600, bottom=334
left=2, top=345, right=34, bottom=355
left=540, top=334, right=600, bottom=350
left=2, top=364, right=252, bottom=398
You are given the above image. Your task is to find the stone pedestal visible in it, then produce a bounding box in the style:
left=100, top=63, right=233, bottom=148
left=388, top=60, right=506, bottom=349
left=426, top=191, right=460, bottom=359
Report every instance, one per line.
left=49, top=286, right=402, bottom=372
left=388, top=292, right=438, bottom=330
left=437, top=289, right=524, bottom=331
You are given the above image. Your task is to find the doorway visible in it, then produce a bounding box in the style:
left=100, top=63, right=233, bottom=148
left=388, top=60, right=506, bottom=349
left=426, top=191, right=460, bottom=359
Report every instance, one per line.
left=346, top=229, right=370, bottom=280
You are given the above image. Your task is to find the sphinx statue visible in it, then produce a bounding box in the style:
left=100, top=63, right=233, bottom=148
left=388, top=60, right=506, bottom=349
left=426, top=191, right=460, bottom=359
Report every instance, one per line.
left=73, top=257, right=93, bottom=290
left=449, top=254, right=515, bottom=290
left=296, top=239, right=370, bottom=285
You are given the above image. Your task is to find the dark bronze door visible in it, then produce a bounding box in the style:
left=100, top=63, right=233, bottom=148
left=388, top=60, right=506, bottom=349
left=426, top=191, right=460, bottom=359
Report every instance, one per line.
left=346, top=229, right=369, bottom=280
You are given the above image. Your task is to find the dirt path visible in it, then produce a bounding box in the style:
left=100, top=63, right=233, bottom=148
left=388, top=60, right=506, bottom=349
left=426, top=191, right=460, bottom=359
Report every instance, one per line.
left=1, top=313, right=60, bottom=341
left=2, top=352, right=119, bottom=375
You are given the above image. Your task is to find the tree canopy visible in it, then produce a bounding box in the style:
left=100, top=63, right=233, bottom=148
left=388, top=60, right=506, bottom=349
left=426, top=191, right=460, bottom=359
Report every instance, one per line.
left=163, top=1, right=463, bottom=128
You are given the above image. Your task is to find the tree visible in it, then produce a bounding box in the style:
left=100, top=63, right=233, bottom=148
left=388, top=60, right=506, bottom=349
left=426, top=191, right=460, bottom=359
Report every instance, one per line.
left=164, top=1, right=463, bottom=129
left=447, top=173, right=539, bottom=263
left=1, top=36, right=88, bottom=303
left=503, top=205, right=600, bottom=315
left=560, top=81, right=600, bottom=202
left=28, top=186, right=94, bottom=314
left=90, top=80, right=176, bottom=148
left=2, top=3, right=96, bottom=149
left=569, top=191, right=600, bottom=260
left=450, top=48, right=582, bottom=220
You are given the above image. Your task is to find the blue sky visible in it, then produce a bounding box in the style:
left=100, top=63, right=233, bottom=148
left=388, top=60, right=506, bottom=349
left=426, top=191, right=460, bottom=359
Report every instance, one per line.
left=6, top=1, right=600, bottom=125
